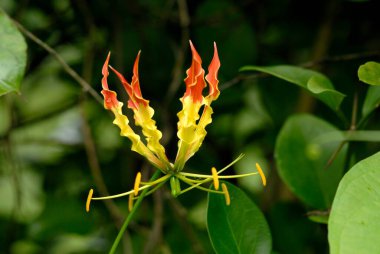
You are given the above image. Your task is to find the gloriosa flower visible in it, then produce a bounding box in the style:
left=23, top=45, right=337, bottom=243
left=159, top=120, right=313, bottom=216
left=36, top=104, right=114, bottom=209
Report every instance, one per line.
left=86, top=41, right=266, bottom=212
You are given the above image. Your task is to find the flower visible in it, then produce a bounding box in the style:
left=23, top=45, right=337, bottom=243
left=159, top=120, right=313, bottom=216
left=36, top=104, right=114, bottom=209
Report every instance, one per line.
left=86, top=41, right=266, bottom=212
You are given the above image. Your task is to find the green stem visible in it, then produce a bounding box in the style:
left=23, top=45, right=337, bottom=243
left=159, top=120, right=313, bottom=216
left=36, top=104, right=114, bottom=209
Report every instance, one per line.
left=336, top=109, right=349, bottom=128
left=109, top=170, right=162, bottom=254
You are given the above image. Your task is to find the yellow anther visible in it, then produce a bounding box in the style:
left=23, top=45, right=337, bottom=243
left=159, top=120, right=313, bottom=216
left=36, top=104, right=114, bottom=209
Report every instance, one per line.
left=211, top=167, right=219, bottom=190
left=86, top=189, right=94, bottom=212
left=128, top=193, right=134, bottom=212
left=134, top=172, right=142, bottom=196
left=256, top=163, right=266, bottom=186
left=221, top=183, right=230, bottom=206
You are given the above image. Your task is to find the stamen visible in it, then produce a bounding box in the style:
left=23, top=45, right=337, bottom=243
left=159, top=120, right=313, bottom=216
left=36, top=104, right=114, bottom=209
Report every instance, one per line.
left=180, top=171, right=258, bottom=179
left=128, top=193, right=134, bottom=211
left=256, top=163, right=267, bottom=186
left=86, top=189, right=94, bottom=212
left=134, top=172, right=142, bottom=196
left=221, top=183, right=230, bottom=206
left=211, top=167, right=219, bottom=190
left=91, top=175, right=170, bottom=201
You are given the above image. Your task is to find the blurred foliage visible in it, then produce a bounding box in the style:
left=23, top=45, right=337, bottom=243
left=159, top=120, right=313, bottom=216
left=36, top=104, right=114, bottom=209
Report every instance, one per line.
left=0, top=0, right=379, bottom=253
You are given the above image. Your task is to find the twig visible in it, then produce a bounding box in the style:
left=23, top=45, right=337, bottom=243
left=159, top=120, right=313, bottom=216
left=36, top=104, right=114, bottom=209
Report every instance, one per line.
left=80, top=101, right=123, bottom=224
left=220, top=73, right=267, bottom=91
left=161, top=0, right=191, bottom=146
left=4, top=138, right=22, bottom=220
left=11, top=19, right=103, bottom=105
left=297, top=0, right=339, bottom=113
left=302, top=50, right=380, bottom=68
left=165, top=0, right=190, bottom=103
left=350, top=91, right=358, bottom=130
left=306, top=209, right=330, bottom=217
left=1, top=97, right=22, bottom=252
left=221, top=50, right=380, bottom=91
left=324, top=140, right=347, bottom=170
left=142, top=189, right=164, bottom=254
left=166, top=192, right=206, bottom=254
left=73, top=0, right=126, bottom=230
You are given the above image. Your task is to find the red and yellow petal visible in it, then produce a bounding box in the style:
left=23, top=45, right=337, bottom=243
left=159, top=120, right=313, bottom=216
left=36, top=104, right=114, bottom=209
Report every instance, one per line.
left=175, top=43, right=221, bottom=170
left=183, top=41, right=206, bottom=103
left=101, top=52, right=119, bottom=110
left=205, top=42, right=221, bottom=103
left=100, top=53, right=166, bottom=171
left=108, top=53, right=169, bottom=168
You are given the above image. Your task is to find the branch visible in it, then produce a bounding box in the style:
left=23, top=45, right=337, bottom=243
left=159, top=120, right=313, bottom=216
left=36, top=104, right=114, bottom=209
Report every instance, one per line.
left=142, top=189, right=164, bottom=254
left=73, top=0, right=126, bottom=231
left=165, top=0, right=190, bottom=103
left=12, top=19, right=103, bottom=105
left=220, top=50, right=380, bottom=91
left=303, top=50, right=380, bottom=68
left=80, top=101, right=124, bottom=224
left=166, top=192, right=206, bottom=254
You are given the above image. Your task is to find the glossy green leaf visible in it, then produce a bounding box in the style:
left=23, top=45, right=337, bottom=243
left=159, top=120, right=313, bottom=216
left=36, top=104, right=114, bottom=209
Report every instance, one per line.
left=207, top=181, right=272, bottom=254
left=240, top=65, right=345, bottom=111
left=328, top=152, right=380, bottom=254
left=362, top=85, right=380, bottom=118
left=0, top=9, right=27, bottom=96
left=275, top=114, right=347, bottom=209
left=358, top=61, right=380, bottom=86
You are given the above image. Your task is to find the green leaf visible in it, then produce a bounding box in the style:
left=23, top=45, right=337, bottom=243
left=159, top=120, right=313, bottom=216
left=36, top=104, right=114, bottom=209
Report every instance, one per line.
left=240, top=65, right=345, bottom=111
left=358, top=61, right=380, bottom=86
left=275, top=114, right=347, bottom=209
left=362, top=85, right=380, bottom=118
left=328, top=152, right=380, bottom=254
left=207, top=182, right=272, bottom=254
left=0, top=10, right=27, bottom=96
